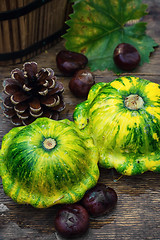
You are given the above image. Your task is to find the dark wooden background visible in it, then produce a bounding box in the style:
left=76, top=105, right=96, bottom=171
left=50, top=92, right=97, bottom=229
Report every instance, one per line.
left=0, top=0, right=160, bottom=239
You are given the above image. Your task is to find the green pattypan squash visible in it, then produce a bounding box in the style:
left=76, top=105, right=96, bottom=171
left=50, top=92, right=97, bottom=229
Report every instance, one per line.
left=73, top=76, right=160, bottom=175
left=0, top=117, right=99, bottom=208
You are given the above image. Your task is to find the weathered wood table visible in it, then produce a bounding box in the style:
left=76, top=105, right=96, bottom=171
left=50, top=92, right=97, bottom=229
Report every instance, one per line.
left=0, top=1, right=160, bottom=239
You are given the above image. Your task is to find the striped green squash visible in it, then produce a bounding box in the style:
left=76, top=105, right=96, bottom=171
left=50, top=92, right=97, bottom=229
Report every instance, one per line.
left=0, top=117, right=99, bottom=208
left=73, top=76, right=160, bottom=175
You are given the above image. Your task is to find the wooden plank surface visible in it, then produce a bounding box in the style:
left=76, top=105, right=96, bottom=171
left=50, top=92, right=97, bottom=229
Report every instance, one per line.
left=0, top=0, right=160, bottom=239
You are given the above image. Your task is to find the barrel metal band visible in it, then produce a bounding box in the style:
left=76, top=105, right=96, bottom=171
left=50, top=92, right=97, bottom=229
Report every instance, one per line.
left=0, top=30, right=63, bottom=61
left=0, top=0, right=52, bottom=21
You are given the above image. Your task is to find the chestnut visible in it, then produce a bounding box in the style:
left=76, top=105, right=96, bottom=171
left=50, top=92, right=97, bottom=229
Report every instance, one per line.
left=69, top=69, right=95, bottom=98
left=55, top=204, right=89, bottom=238
left=113, top=43, right=140, bottom=71
left=56, top=50, right=88, bottom=76
left=81, top=183, right=118, bottom=217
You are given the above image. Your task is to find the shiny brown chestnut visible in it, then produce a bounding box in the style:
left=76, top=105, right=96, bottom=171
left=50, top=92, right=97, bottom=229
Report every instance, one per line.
left=55, top=204, right=89, bottom=238
left=113, top=43, right=141, bottom=71
left=56, top=50, right=88, bottom=76
left=81, top=183, right=118, bottom=217
left=69, top=69, right=95, bottom=98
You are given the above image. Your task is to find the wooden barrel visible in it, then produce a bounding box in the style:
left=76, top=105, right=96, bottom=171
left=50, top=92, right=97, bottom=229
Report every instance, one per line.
left=0, top=0, right=71, bottom=65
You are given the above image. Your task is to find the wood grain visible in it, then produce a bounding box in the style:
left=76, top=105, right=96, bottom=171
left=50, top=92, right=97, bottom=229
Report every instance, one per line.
left=0, top=0, right=160, bottom=239
left=0, top=0, right=69, bottom=65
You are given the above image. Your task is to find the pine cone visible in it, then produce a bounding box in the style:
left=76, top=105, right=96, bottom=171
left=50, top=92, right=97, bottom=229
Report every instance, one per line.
left=1, top=62, right=65, bottom=126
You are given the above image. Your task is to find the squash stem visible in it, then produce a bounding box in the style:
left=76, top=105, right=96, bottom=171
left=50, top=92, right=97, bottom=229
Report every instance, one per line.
left=43, top=138, right=56, bottom=150
left=125, top=94, right=144, bottom=110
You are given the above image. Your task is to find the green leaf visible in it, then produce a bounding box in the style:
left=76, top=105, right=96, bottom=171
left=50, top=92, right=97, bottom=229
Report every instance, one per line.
left=63, top=0, right=158, bottom=73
